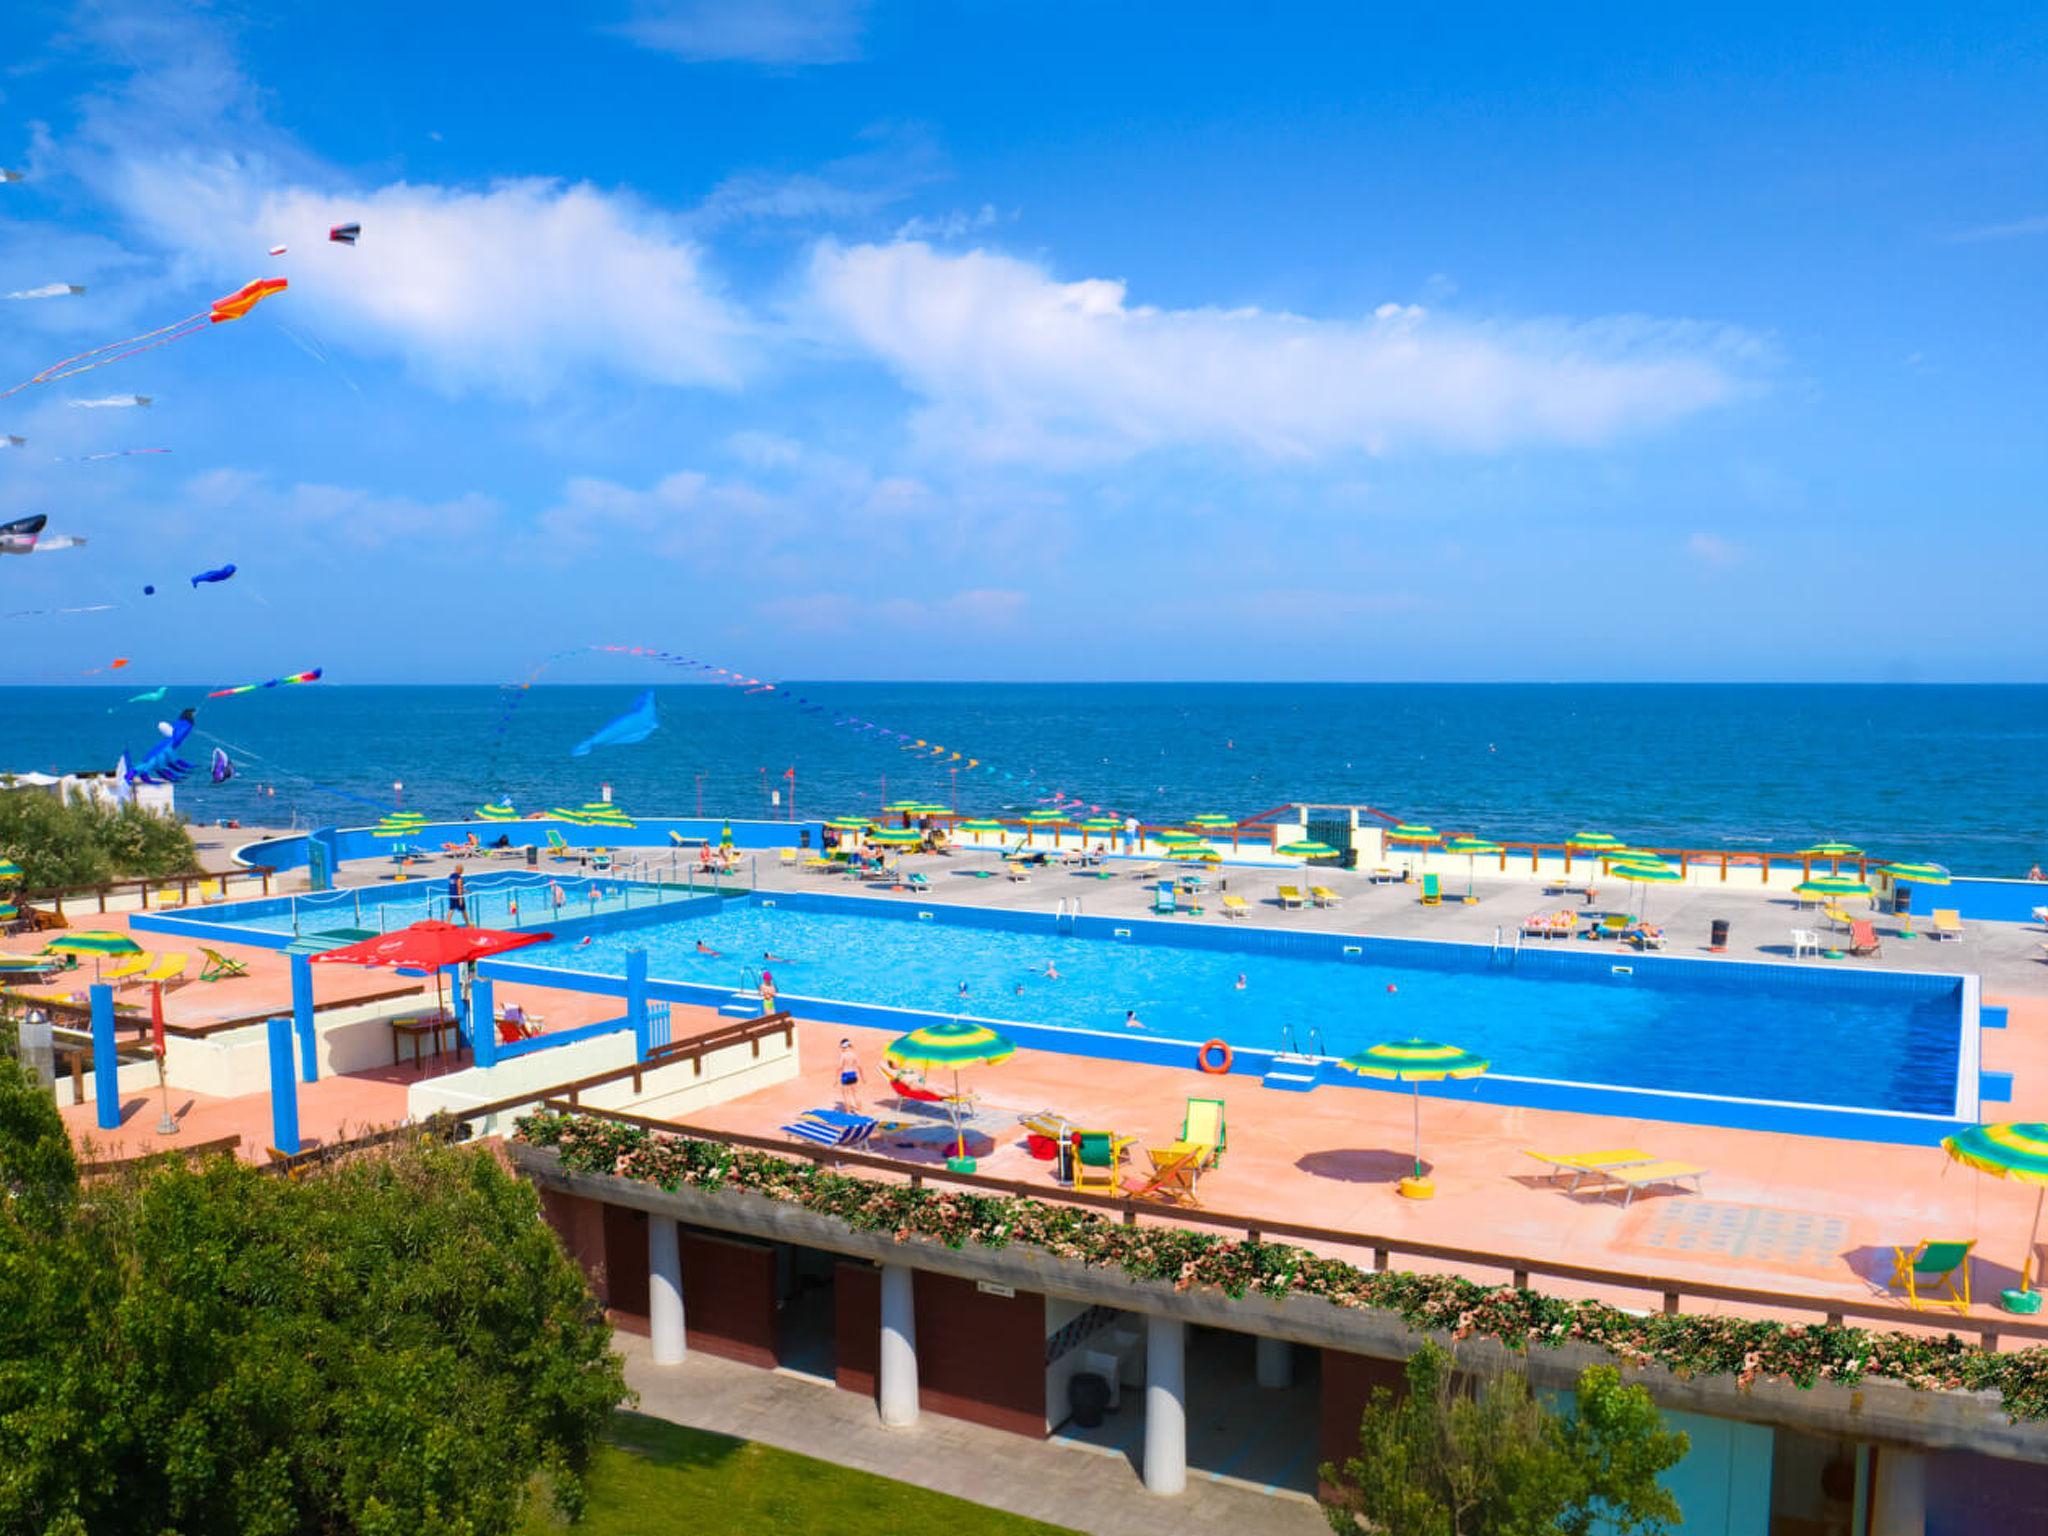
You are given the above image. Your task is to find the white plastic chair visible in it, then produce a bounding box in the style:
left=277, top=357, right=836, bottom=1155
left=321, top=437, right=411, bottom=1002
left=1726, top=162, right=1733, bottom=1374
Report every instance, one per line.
left=1791, top=928, right=1820, bottom=959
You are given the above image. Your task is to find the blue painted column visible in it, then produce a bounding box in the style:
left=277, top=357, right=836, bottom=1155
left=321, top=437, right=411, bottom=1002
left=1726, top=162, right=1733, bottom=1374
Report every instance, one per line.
left=90, top=983, right=120, bottom=1130
left=627, top=949, right=650, bottom=1058
left=265, top=1015, right=301, bottom=1155
left=450, top=966, right=467, bottom=1050
left=291, top=953, right=318, bottom=1083
left=471, top=976, right=497, bottom=1069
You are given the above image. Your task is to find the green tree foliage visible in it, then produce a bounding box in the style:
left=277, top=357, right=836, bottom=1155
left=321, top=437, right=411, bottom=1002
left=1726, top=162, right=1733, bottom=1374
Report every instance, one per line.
left=0, top=1067, right=627, bottom=1536
left=1321, top=1340, right=1688, bottom=1536
left=0, top=786, right=200, bottom=889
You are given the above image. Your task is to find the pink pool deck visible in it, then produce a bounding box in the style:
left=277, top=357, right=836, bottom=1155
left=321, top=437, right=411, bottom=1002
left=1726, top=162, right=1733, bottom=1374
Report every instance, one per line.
left=673, top=999, right=2048, bottom=1339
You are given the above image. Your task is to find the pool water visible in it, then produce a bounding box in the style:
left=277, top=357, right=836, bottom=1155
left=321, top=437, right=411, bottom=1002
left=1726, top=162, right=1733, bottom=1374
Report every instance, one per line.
left=224, top=873, right=697, bottom=936
left=520, top=900, right=1964, bottom=1115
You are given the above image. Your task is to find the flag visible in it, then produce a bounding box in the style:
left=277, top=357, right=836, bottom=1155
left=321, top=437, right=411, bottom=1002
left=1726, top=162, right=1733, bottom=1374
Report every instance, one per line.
left=783, top=766, right=795, bottom=780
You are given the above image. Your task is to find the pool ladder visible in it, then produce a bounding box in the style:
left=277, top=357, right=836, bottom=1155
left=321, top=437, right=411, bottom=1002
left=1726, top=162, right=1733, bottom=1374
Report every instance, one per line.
left=1055, top=896, right=1083, bottom=926
left=1278, top=1022, right=1324, bottom=1058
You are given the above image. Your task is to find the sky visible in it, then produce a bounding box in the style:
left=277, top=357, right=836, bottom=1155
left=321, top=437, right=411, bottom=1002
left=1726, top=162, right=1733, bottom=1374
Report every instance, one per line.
left=0, top=0, right=2044, bottom=684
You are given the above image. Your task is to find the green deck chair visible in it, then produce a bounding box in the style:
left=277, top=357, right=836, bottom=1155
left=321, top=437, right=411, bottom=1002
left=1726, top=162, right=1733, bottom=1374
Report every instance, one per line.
left=1891, top=1239, right=1974, bottom=1314
left=198, top=946, right=249, bottom=982
left=1419, top=873, right=1441, bottom=906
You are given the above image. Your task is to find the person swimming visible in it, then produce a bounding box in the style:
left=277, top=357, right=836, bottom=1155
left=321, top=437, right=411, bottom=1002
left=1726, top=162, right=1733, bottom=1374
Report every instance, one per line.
left=1043, top=961, right=1061, bottom=980
left=1234, top=973, right=1246, bottom=990
left=1124, top=1010, right=1145, bottom=1031
left=958, top=980, right=970, bottom=997
left=696, top=939, right=721, bottom=956
left=764, top=949, right=789, bottom=963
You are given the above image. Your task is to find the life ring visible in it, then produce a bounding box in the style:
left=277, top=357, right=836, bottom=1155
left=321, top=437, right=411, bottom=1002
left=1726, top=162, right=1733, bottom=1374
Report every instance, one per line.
left=1197, top=1039, right=1233, bottom=1074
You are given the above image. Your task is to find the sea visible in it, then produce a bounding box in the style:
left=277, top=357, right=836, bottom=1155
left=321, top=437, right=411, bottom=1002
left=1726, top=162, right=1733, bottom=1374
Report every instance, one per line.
left=2, top=683, right=2043, bottom=877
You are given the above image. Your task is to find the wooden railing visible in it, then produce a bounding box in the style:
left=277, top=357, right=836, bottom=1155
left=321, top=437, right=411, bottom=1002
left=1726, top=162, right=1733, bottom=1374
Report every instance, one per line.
left=20, top=865, right=277, bottom=915
left=531, top=1102, right=2048, bottom=1352
left=81, top=1134, right=242, bottom=1177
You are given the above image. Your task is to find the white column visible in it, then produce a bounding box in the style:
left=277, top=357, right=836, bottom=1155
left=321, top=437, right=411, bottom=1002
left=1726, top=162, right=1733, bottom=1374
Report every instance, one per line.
left=1870, top=1448, right=1926, bottom=1536
left=878, top=1263, right=920, bottom=1427
left=1143, top=1315, right=1188, bottom=1495
left=1255, top=1334, right=1293, bottom=1389
left=648, top=1216, right=685, bottom=1365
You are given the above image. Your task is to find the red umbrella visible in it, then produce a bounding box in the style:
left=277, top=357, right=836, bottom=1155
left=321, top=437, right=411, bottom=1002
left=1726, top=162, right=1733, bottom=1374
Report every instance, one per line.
left=311, top=920, right=553, bottom=1021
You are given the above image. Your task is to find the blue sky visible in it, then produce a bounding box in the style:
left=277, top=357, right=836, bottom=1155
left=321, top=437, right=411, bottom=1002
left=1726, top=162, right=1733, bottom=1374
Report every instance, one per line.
left=1, top=1, right=2043, bottom=683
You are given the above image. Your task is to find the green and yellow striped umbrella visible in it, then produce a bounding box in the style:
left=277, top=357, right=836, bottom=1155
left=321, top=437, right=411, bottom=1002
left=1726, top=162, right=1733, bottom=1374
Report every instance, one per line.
left=45, top=929, right=144, bottom=980
left=1444, top=836, right=1503, bottom=898
left=883, top=801, right=928, bottom=813
left=0, top=858, right=21, bottom=882
left=1338, top=1040, right=1491, bottom=1190
left=548, top=806, right=590, bottom=825
left=867, top=828, right=922, bottom=846
left=1610, top=858, right=1681, bottom=920
left=474, top=801, right=519, bottom=822
left=1798, top=841, right=1864, bottom=870
left=1275, top=839, right=1337, bottom=861
left=1079, top=816, right=1121, bottom=834
left=1188, top=814, right=1236, bottom=829
left=886, top=1019, right=1017, bottom=1165
left=1385, top=824, right=1438, bottom=846
left=1793, top=876, right=1872, bottom=902
left=908, top=803, right=953, bottom=817
left=0, top=904, right=17, bottom=922
left=1944, top=1123, right=2048, bottom=1292
left=826, top=815, right=875, bottom=834
left=1881, top=862, right=1950, bottom=886
left=719, top=822, right=734, bottom=851
left=1174, top=846, right=1221, bottom=863
left=1154, top=829, right=1201, bottom=845
left=956, top=818, right=1005, bottom=842
left=0, top=952, right=50, bottom=971
left=1018, top=809, right=1064, bottom=844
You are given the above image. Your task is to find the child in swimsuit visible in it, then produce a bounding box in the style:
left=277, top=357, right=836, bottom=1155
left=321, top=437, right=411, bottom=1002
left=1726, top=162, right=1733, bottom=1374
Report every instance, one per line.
left=836, top=1038, right=863, bottom=1111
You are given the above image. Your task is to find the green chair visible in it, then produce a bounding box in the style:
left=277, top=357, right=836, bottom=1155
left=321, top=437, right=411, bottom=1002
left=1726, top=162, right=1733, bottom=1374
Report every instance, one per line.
left=1419, top=873, right=1441, bottom=906
left=1891, top=1239, right=1974, bottom=1314
left=545, top=829, right=573, bottom=862
left=1072, top=1131, right=1134, bottom=1195
left=197, top=946, right=249, bottom=982
left=1182, top=1097, right=1227, bottom=1167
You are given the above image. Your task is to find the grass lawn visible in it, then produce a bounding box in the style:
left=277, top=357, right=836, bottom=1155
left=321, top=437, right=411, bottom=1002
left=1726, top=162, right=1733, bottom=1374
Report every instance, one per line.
left=522, top=1411, right=1080, bottom=1536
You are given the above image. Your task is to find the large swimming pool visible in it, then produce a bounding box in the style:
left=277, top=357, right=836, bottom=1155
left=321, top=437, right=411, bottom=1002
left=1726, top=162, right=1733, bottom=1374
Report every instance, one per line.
left=517, top=893, right=1968, bottom=1118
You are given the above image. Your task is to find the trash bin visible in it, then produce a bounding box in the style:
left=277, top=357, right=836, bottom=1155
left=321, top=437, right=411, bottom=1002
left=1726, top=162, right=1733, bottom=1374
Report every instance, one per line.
left=1068, top=1372, right=1113, bottom=1429
left=800, top=828, right=812, bottom=848
left=1895, top=884, right=1914, bottom=916
left=1055, top=1133, right=1076, bottom=1186
left=525, top=843, right=538, bottom=868
left=1709, top=918, right=1729, bottom=952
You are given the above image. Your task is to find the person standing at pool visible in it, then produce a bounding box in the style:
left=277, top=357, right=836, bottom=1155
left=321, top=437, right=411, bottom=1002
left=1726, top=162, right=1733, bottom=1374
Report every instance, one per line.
left=760, top=970, right=777, bottom=1012
left=1123, top=815, right=1139, bottom=854
left=835, top=1038, right=864, bottom=1111
left=447, top=865, right=467, bottom=924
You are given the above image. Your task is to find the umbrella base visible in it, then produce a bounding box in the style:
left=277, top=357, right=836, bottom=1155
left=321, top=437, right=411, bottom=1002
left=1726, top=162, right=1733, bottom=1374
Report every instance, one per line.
left=946, top=1155, right=978, bottom=1175
left=2001, top=1289, right=2042, bottom=1315
left=1397, top=1175, right=1435, bottom=1200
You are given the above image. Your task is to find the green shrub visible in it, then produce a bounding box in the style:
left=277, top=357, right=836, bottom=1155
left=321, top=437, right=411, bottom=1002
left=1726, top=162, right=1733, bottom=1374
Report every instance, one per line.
left=0, top=786, right=199, bottom=888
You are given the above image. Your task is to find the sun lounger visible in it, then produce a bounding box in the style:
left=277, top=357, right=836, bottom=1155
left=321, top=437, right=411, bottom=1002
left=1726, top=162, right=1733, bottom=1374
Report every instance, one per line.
left=905, top=872, right=931, bottom=890
left=784, top=1109, right=879, bottom=1150
left=1071, top=1130, right=1135, bottom=1195
left=545, top=830, right=573, bottom=862
left=1931, top=909, right=1964, bottom=942
left=1129, top=1145, right=1203, bottom=1205
left=198, top=947, right=249, bottom=981
left=1849, top=919, right=1882, bottom=957
left=1822, top=903, right=1853, bottom=932
left=100, top=953, right=154, bottom=983
left=1419, top=873, right=1441, bottom=906
left=1181, top=1096, right=1226, bottom=1166
left=1004, top=862, right=1031, bottom=882
left=777, top=848, right=799, bottom=866
left=1627, top=924, right=1665, bottom=950
left=1310, top=885, right=1342, bottom=908
left=1602, top=1160, right=1707, bottom=1206
left=1890, top=1239, right=1974, bottom=1314
left=1522, top=1148, right=1657, bottom=1191
left=124, top=953, right=187, bottom=987
left=1276, top=885, right=1304, bottom=910
left=1127, top=862, right=1160, bottom=880
left=1221, top=894, right=1249, bottom=918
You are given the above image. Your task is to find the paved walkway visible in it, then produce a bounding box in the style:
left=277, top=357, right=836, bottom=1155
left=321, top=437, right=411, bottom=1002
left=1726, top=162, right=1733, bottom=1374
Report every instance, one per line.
left=619, top=1334, right=1324, bottom=1536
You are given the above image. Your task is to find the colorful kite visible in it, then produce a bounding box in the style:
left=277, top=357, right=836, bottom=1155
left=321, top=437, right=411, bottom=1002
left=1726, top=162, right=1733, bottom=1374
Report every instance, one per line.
left=206, top=667, right=322, bottom=699
left=123, top=710, right=198, bottom=784
left=127, top=686, right=168, bottom=703
left=330, top=223, right=360, bottom=245
left=210, top=747, right=235, bottom=784
left=1, top=277, right=286, bottom=400
left=268, top=244, right=288, bottom=256
left=69, top=396, right=151, bottom=409
left=571, top=690, right=659, bottom=756
left=190, top=563, right=237, bottom=587
left=59, top=448, right=170, bottom=462
left=6, top=283, right=83, bottom=300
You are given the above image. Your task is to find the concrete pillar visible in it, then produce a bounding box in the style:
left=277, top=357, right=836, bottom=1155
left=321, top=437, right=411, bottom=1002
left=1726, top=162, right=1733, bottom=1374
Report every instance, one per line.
left=627, top=949, right=650, bottom=1058
left=1871, top=1448, right=1926, bottom=1536
left=265, top=1015, right=301, bottom=1155
left=1144, top=1315, right=1188, bottom=1495
left=290, top=954, right=318, bottom=1083
left=648, top=1216, right=685, bottom=1365
left=470, top=976, right=497, bottom=1068
left=878, top=1263, right=919, bottom=1427
left=90, top=983, right=121, bottom=1130
left=1255, top=1334, right=1294, bottom=1389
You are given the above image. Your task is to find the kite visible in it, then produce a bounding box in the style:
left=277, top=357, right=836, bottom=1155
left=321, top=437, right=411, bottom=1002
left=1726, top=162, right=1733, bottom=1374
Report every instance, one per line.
left=207, top=667, right=322, bottom=699
left=0, top=514, right=85, bottom=555
left=1, top=436, right=22, bottom=448
left=571, top=690, right=659, bottom=756
left=124, top=709, right=199, bottom=784
left=59, top=448, right=170, bottom=462
left=6, top=283, right=83, bottom=300
left=70, top=396, right=150, bottom=409
left=110, top=658, right=130, bottom=670
left=128, top=686, right=168, bottom=703
left=268, top=244, right=288, bottom=256
left=143, top=585, right=155, bottom=595
left=210, top=747, right=235, bottom=784
left=330, top=222, right=360, bottom=245
left=0, top=170, right=21, bottom=183
left=1, top=277, right=286, bottom=400
left=190, top=563, right=237, bottom=587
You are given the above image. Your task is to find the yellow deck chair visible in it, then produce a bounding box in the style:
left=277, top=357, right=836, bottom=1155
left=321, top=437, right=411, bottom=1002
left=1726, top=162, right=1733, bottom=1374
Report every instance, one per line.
left=1891, top=1240, right=1973, bottom=1314
left=1310, top=885, right=1342, bottom=907
left=1932, top=909, right=1965, bottom=941
left=1276, top=885, right=1305, bottom=909
left=1221, top=894, right=1249, bottom=918
left=99, top=953, right=154, bottom=983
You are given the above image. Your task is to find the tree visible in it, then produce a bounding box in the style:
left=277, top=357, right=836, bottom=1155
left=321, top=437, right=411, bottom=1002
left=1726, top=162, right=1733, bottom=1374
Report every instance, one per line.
left=0, top=1063, right=628, bottom=1536
left=0, top=787, right=199, bottom=889
left=1321, top=1340, right=1688, bottom=1536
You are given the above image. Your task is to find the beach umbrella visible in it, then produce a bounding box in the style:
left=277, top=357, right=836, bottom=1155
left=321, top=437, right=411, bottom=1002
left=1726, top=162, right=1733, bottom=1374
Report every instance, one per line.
left=908, top=803, right=953, bottom=817
left=1079, top=816, right=1121, bottom=834
left=1610, top=857, right=1682, bottom=920
left=44, top=929, right=143, bottom=980
left=474, top=801, right=519, bottom=822
left=0, top=951, right=49, bottom=971
left=548, top=806, right=589, bottom=825
left=719, top=822, right=734, bottom=852
left=1188, top=814, right=1236, bottom=829
left=1942, top=1122, right=2048, bottom=1295
left=886, top=1019, right=1016, bottom=1165
left=313, top=919, right=553, bottom=1026
left=1565, top=831, right=1625, bottom=876
left=957, top=818, right=1004, bottom=843
left=867, top=827, right=922, bottom=846
left=0, top=905, right=15, bottom=922
left=1793, top=876, right=1873, bottom=902
left=1276, top=838, right=1338, bottom=863
left=1153, top=829, right=1200, bottom=845
left=1385, top=824, right=1438, bottom=845
left=1798, top=841, right=1865, bottom=873
left=1174, top=846, right=1221, bottom=863
left=0, top=858, right=20, bottom=882
left=1337, top=1039, right=1490, bottom=1197
left=883, top=801, right=927, bottom=812
left=826, top=815, right=875, bottom=835
left=1444, top=836, right=1503, bottom=899
left=1018, top=809, right=1064, bottom=845
left=1880, top=862, right=1951, bottom=885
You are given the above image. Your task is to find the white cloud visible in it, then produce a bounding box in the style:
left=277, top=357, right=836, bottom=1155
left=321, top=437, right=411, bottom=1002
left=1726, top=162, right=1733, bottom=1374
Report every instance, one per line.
left=612, top=0, right=868, bottom=65
left=802, top=241, right=1757, bottom=463
left=756, top=586, right=1027, bottom=634
left=1945, top=214, right=2048, bottom=244
left=182, top=468, right=500, bottom=549
left=100, top=163, right=750, bottom=397
left=1685, top=531, right=1744, bottom=568
left=894, top=204, right=1003, bottom=242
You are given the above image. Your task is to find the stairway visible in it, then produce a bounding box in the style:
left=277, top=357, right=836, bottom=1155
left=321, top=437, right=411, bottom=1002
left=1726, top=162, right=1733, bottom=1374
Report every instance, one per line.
left=1260, top=1053, right=1321, bottom=1092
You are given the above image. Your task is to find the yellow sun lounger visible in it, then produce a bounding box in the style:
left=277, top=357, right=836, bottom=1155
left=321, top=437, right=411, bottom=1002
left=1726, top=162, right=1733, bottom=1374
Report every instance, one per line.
left=1522, top=1148, right=1656, bottom=1191
left=1602, top=1160, right=1707, bottom=1206
left=1221, top=894, right=1249, bottom=918
left=1310, top=885, right=1342, bottom=908
left=99, top=953, right=155, bottom=983
left=1276, top=885, right=1305, bottom=909
left=1931, top=909, right=1965, bottom=941
left=121, top=953, right=187, bottom=987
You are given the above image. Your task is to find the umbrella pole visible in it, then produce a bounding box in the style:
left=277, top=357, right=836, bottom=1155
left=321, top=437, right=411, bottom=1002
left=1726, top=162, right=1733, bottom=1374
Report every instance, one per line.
left=1411, top=1082, right=1422, bottom=1180
left=953, top=1068, right=967, bottom=1161
left=2028, top=1186, right=2045, bottom=1293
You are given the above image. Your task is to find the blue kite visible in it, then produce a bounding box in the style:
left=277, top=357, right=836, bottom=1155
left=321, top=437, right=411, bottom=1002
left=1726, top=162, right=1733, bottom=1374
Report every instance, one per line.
left=571, top=690, right=658, bottom=756
left=124, top=708, right=198, bottom=783
left=190, top=563, right=236, bottom=588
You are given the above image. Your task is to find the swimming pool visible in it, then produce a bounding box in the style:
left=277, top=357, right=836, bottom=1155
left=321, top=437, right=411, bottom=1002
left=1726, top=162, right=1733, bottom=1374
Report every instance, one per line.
left=176, top=872, right=719, bottom=938
left=514, top=891, right=1972, bottom=1123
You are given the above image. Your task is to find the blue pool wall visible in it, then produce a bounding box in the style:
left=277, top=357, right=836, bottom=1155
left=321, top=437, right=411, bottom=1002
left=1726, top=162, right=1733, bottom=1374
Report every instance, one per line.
left=232, top=817, right=826, bottom=874
left=1903, top=877, right=2048, bottom=924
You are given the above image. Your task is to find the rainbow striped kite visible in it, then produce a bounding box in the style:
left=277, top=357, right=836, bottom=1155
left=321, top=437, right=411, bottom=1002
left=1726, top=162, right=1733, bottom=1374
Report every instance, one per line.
left=207, top=667, right=323, bottom=699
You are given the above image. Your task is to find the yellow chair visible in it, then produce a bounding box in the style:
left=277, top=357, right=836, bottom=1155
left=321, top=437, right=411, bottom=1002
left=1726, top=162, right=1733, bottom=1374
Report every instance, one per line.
left=1275, top=885, right=1305, bottom=909
left=1891, top=1240, right=1974, bottom=1314
left=1932, top=909, right=1965, bottom=941
left=99, top=953, right=155, bottom=983
left=1071, top=1131, right=1135, bottom=1195
left=1310, top=885, right=1342, bottom=908
left=1221, top=894, right=1249, bottom=918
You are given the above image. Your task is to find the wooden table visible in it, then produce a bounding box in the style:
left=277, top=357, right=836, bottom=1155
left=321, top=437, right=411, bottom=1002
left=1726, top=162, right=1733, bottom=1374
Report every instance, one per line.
left=389, top=1014, right=464, bottom=1073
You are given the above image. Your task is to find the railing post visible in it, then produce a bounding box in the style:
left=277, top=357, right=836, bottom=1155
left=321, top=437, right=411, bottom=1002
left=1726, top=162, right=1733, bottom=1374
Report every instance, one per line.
left=1662, top=1292, right=1680, bottom=1315
left=1373, top=1246, right=1389, bottom=1271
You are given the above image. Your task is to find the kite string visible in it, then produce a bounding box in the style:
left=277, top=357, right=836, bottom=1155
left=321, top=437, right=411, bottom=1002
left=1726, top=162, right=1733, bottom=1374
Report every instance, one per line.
left=0, top=311, right=207, bottom=399
left=189, top=727, right=390, bottom=814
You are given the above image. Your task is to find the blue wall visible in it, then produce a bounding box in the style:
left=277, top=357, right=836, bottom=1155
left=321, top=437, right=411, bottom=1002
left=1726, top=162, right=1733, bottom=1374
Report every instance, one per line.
left=1902, top=877, right=2048, bottom=924
left=234, top=816, right=824, bottom=873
